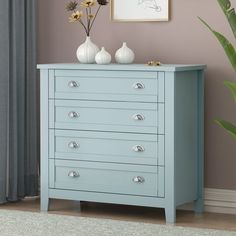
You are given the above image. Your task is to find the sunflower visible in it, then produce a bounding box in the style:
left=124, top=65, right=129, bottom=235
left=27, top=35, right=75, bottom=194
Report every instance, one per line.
left=81, top=0, right=96, bottom=8
left=69, top=11, right=83, bottom=22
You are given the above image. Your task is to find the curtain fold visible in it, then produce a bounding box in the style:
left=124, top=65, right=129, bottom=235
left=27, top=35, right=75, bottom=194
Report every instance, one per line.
left=0, top=0, right=39, bottom=203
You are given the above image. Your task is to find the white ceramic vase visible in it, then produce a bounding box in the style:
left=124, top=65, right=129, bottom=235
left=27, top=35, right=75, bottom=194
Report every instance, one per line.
left=115, top=42, right=135, bottom=64
left=76, top=36, right=99, bottom=64
left=95, top=47, right=112, bottom=65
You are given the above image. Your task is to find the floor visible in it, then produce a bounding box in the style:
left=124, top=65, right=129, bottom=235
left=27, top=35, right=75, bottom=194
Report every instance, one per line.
left=0, top=197, right=236, bottom=232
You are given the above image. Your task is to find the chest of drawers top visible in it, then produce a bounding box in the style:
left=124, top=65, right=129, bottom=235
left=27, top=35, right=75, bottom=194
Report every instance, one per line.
left=37, top=63, right=206, bottom=71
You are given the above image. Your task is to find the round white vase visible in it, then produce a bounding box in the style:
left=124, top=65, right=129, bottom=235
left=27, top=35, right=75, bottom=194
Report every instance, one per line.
left=95, top=47, right=112, bottom=65
left=115, top=42, right=135, bottom=64
left=76, top=36, right=99, bottom=64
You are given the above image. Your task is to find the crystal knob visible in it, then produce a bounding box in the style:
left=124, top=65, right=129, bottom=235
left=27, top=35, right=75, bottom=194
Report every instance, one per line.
left=68, top=171, right=80, bottom=178
left=68, top=141, right=79, bottom=149
left=132, top=114, right=145, bottom=121
left=132, top=145, right=145, bottom=152
left=68, top=111, right=79, bottom=118
left=68, top=81, right=79, bottom=88
left=133, top=176, right=145, bottom=184
left=133, top=83, right=145, bottom=90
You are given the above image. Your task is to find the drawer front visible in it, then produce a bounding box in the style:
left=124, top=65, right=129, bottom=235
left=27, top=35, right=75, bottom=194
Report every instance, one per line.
left=49, top=160, right=164, bottom=197
left=49, top=100, right=164, bottom=134
left=50, top=70, right=164, bottom=103
left=49, top=130, right=164, bottom=166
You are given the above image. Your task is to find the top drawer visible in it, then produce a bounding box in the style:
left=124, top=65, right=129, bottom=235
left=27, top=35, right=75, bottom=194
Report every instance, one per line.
left=49, top=70, right=164, bottom=103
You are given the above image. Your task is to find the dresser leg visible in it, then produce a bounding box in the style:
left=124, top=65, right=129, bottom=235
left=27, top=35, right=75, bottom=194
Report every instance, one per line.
left=165, top=206, right=176, bottom=224
left=73, top=201, right=81, bottom=212
left=40, top=196, right=49, bottom=212
left=195, top=198, right=204, bottom=214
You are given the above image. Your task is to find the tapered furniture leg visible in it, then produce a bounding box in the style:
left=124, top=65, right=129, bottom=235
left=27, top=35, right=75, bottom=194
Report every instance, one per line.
left=165, top=206, right=176, bottom=224
left=195, top=198, right=204, bottom=213
left=74, top=201, right=81, bottom=212
left=40, top=195, right=49, bottom=212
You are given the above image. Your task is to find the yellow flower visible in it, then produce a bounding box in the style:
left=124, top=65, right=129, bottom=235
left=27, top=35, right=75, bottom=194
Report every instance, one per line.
left=69, top=11, right=83, bottom=22
left=81, top=0, right=96, bottom=8
left=88, top=14, right=94, bottom=19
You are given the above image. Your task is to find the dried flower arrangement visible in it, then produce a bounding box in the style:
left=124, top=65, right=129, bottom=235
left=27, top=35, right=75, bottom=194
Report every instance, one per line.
left=66, top=0, right=109, bottom=36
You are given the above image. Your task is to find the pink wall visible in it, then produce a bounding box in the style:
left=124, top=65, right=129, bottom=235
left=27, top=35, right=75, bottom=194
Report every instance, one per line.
left=38, top=0, right=236, bottom=189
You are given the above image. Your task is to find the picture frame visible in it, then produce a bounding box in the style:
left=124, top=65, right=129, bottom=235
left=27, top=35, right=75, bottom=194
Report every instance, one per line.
left=111, top=0, right=169, bottom=22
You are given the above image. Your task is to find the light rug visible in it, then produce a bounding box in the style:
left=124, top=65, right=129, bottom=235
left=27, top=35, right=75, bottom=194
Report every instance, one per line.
left=0, top=209, right=235, bottom=236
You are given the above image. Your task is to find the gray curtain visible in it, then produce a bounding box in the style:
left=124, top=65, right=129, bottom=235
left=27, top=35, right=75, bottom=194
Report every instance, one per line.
left=0, top=0, right=39, bottom=203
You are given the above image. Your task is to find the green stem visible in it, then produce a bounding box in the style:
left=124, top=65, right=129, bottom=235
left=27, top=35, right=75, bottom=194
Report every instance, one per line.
left=79, top=19, right=89, bottom=36
left=88, top=7, right=92, bottom=32
left=86, top=8, right=89, bottom=36
left=89, top=5, right=101, bottom=34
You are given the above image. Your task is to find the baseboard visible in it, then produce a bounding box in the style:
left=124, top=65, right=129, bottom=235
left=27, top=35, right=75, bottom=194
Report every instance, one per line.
left=204, top=188, right=236, bottom=214
left=179, top=188, right=236, bottom=215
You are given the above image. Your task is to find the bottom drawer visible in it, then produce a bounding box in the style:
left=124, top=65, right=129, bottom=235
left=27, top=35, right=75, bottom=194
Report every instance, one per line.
left=49, top=160, right=164, bottom=197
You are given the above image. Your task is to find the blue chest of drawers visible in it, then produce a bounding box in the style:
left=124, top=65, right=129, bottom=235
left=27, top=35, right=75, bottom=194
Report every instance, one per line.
left=37, top=63, right=206, bottom=223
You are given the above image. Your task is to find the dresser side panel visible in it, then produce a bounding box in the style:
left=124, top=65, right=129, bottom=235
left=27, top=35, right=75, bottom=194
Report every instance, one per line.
left=174, top=71, right=200, bottom=206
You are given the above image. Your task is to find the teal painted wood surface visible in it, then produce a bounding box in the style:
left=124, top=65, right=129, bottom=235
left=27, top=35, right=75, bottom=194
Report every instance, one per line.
left=49, top=130, right=165, bottom=166
left=195, top=70, right=205, bottom=213
left=49, top=189, right=166, bottom=208
left=54, top=69, right=157, bottom=78
left=40, top=69, right=49, bottom=212
left=164, top=71, right=176, bottom=223
left=38, top=63, right=206, bottom=223
left=50, top=70, right=165, bottom=103
left=174, top=71, right=199, bottom=206
left=37, top=63, right=206, bottom=72
left=50, top=100, right=164, bottom=134
left=49, top=159, right=164, bottom=197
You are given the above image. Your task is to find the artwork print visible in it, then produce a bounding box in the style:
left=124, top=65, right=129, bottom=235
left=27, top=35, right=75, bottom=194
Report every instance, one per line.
left=138, top=0, right=162, bottom=12
left=112, top=0, right=169, bottom=21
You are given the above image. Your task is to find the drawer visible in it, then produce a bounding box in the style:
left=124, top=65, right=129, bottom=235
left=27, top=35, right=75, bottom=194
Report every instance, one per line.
left=50, top=70, right=164, bottom=103
left=49, top=100, right=164, bottom=134
left=49, top=130, right=165, bottom=166
left=49, top=160, right=164, bottom=197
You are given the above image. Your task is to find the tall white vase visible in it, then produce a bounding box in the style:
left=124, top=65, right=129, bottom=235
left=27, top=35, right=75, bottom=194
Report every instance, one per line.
left=76, top=36, right=99, bottom=64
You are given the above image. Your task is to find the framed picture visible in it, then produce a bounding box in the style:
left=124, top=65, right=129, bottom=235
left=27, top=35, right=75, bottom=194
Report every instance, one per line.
left=111, top=0, right=169, bottom=22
